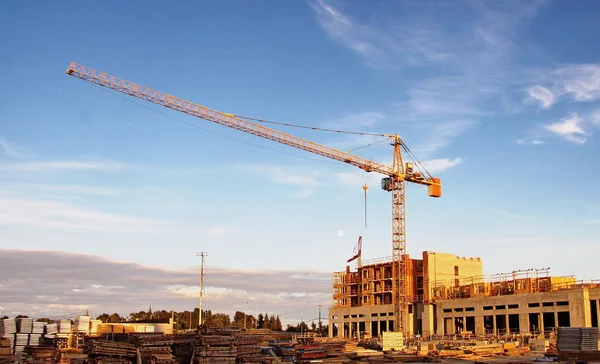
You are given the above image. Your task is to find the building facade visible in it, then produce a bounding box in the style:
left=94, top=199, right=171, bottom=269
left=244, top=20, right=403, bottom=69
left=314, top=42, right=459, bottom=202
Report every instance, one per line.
left=328, top=251, right=483, bottom=338
left=328, top=251, right=599, bottom=339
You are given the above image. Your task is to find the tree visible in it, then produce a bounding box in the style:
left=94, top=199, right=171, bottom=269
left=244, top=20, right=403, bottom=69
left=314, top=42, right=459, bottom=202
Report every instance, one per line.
left=274, top=316, right=282, bottom=331
left=15, top=315, right=29, bottom=319
left=233, top=311, right=245, bottom=328
left=36, top=318, right=55, bottom=324
left=311, top=321, right=317, bottom=331
left=257, top=313, right=264, bottom=329
left=205, top=313, right=230, bottom=327
left=109, top=313, right=122, bottom=323
left=1, top=316, right=8, bottom=320
left=263, top=313, right=270, bottom=330
left=97, top=314, right=110, bottom=323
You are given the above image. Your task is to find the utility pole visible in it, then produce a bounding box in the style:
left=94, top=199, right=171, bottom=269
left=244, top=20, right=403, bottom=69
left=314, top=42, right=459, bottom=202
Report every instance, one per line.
left=318, top=304, right=323, bottom=335
left=244, top=301, right=248, bottom=329
left=197, top=252, right=208, bottom=327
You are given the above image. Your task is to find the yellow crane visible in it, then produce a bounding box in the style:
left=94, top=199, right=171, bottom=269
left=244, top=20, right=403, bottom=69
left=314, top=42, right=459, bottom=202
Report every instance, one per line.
left=65, top=62, right=442, bottom=335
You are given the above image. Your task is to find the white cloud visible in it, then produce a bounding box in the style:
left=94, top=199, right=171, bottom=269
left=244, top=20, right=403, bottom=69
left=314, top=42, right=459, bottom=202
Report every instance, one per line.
left=421, top=157, right=464, bottom=173
left=0, top=250, right=332, bottom=324
left=4, top=183, right=120, bottom=196
left=583, top=220, right=600, bottom=225
left=500, top=211, right=526, bottom=220
left=206, top=225, right=234, bottom=236
left=524, top=64, right=600, bottom=107
left=544, top=114, right=588, bottom=144
left=0, top=137, right=27, bottom=158
left=323, top=111, right=386, bottom=132
left=0, top=197, right=202, bottom=234
left=238, top=164, right=321, bottom=186
left=0, top=160, right=124, bottom=172
left=291, top=189, right=315, bottom=198
left=559, top=64, right=600, bottom=102
left=516, top=138, right=545, bottom=145
left=526, top=85, right=556, bottom=109
left=415, top=120, right=476, bottom=155
left=308, top=0, right=387, bottom=67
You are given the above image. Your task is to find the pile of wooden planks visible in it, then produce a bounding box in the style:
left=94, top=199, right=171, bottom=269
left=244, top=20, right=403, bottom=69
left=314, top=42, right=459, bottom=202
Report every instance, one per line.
left=85, top=339, right=136, bottom=359
left=0, top=337, right=12, bottom=363
left=140, top=346, right=178, bottom=364
left=22, top=346, right=59, bottom=363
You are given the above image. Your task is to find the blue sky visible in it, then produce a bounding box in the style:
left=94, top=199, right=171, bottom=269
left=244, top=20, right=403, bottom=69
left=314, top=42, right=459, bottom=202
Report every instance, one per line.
left=1, top=0, right=600, bottom=321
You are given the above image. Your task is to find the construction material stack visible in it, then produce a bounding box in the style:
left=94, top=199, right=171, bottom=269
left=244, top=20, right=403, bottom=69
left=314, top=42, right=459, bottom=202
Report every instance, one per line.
left=22, top=346, right=59, bottom=363
left=558, top=327, right=600, bottom=351
left=0, top=337, right=12, bottom=363
left=129, top=334, right=194, bottom=364
left=85, top=340, right=136, bottom=364
left=0, top=319, right=16, bottom=354
left=194, top=328, right=238, bottom=364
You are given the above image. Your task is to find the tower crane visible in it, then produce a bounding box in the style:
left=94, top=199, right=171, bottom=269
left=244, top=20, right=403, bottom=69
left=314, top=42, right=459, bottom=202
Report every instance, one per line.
left=65, top=62, right=442, bottom=336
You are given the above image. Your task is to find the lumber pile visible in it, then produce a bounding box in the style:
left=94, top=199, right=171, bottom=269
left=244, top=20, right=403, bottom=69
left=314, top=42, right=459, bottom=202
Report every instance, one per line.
left=0, top=337, right=12, bottom=363
left=85, top=339, right=136, bottom=359
left=22, top=346, right=59, bottom=363
left=558, top=327, right=599, bottom=351
left=140, top=346, right=177, bottom=364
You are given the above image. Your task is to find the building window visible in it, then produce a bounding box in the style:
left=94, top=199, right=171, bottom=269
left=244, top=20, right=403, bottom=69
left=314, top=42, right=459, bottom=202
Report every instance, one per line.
left=557, top=301, right=569, bottom=306
left=508, top=304, right=518, bottom=309
left=528, top=303, right=540, bottom=308
left=454, top=266, right=459, bottom=276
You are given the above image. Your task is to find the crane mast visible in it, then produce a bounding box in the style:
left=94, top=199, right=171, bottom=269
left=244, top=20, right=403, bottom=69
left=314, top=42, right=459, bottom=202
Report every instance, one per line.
left=65, top=62, right=441, bottom=336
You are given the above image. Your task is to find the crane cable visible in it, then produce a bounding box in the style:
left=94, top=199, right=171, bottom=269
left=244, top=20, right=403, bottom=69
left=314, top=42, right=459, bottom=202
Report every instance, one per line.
left=236, top=114, right=391, bottom=137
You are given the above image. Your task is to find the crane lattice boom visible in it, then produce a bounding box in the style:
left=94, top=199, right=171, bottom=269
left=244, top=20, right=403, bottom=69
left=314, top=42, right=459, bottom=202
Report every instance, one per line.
left=65, top=62, right=442, bottom=336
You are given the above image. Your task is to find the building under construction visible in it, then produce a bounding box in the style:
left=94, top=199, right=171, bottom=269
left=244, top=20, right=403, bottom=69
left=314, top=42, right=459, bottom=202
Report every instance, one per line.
left=328, top=251, right=600, bottom=339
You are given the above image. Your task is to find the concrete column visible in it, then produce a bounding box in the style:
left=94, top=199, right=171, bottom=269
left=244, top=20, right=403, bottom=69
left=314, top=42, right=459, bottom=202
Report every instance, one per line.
left=539, top=312, right=544, bottom=332
left=328, top=319, right=333, bottom=337
left=506, top=314, right=510, bottom=334
left=554, top=311, right=559, bottom=329
left=475, top=315, right=484, bottom=336
left=596, top=300, right=600, bottom=328
left=493, top=315, right=497, bottom=335
left=348, top=320, right=353, bottom=339
left=519, top=313, right=529, bottom=334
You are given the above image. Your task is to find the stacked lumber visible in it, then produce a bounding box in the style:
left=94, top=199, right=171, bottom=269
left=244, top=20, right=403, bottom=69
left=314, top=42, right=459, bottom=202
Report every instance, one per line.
left=17, top=317, right=33, bottom=334
left=22, top=346, right=59, bottom=363
left=194, top=333, right=237, bottom=364
left=236, top=334, right=263, bottom=362
left=0, top=337, right=12, bottom=361
left=32, top=322, right=45, bottom=334
left=85, top=340, right=136, bottom=358
left=129, top=333, right=195, bottom=347
left=140, top=346, right=177, bottom=364
left=558, top=327, right=599, bottom=351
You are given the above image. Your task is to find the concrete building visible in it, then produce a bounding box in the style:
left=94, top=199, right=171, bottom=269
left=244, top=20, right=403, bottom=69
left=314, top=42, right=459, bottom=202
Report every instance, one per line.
left=328, top=251, right=599, bottom=339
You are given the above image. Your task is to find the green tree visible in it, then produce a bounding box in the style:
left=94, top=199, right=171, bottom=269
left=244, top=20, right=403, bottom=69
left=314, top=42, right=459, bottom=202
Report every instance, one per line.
left=263, top=313, right=270, bottom=329
left=109, top=313, right=122, bottom=323
left=232, top=311, right=243, bottom=327
left=274, top=316, right=282, bottom=331
left=97, top=314, right=110, bottom=323
left=257, top=313, right=264, bottom=329
left=36, top=318, right=55, bottom=324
